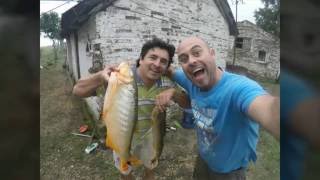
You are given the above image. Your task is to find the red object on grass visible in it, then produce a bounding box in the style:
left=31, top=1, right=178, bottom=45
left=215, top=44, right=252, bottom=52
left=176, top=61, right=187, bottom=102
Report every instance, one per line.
left=79, top=125, right=88, bottom=133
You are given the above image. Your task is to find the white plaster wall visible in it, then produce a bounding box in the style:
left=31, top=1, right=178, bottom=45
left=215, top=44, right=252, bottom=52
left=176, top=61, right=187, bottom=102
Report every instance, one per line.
left=94, top=0, right=231, bottom=68
left=69, top=33, right=79, bottom=80
left=77, top=16, right=97, bottom=78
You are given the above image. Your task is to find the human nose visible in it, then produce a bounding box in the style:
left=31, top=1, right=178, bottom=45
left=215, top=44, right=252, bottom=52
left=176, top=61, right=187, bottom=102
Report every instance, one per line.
left=187, top=56, right=197, bottom=65
left=153, top=59, right=161, bottom=67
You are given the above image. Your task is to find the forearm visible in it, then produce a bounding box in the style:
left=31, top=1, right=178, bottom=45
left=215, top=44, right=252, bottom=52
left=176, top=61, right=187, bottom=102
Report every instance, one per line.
left=260, top=96, right=280, bottom=141
left=249, top=95, right=280, bottom=141
left=266, top=96, right=280, bottom=140
left=73, top=71, right=105, bottom=97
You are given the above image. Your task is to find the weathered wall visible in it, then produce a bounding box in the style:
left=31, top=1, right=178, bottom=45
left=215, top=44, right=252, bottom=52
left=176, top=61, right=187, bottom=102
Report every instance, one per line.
left=228, top=21, right=280, bottom=80
left=66, top=37, right=73, bottom=77
left=68, top=33, right=79, bottom=80
left=78, top=16, right=97, bottom=77
left=90, top=0, right=231, bottom=69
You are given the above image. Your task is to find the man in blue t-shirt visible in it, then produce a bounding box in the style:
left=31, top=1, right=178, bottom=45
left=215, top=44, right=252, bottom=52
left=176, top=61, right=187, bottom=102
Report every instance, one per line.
left=156, top=37, right=279, bottom=179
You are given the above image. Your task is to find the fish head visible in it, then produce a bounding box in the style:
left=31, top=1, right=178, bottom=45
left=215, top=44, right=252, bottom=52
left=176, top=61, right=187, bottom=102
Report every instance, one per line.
left=116, top=62, right=134, bottom=83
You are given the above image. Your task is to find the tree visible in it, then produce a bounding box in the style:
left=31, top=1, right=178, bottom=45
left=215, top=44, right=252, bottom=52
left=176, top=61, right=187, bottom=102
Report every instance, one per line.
left=254, top=0, right=279, bottom=37
left=40, top=12, right=61, bottom=60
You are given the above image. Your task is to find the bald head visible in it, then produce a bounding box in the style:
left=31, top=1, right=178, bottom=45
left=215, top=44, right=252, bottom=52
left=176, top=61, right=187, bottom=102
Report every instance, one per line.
left=175, top=36, right=220, bottom=90
left=177, top=36, right=210, bottom=54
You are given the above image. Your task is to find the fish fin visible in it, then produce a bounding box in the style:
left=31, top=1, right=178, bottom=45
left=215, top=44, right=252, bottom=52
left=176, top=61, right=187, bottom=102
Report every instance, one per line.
left=119, top=158, right=129, bottom=172
left=101, top=74, right=119, bottom=126
left=128, top=155, right=142, bottom=166
left=106, top=135, right=119, bottom=152
left=103, top=75, right=118, bottom=111
left=150, top=158, right=159, bottom=170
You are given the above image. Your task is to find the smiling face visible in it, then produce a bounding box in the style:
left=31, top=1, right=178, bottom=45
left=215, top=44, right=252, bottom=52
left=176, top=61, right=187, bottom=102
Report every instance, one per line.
left=138, top=47, right=170, bottom=86
left=177, top=37, right=220, bottom=90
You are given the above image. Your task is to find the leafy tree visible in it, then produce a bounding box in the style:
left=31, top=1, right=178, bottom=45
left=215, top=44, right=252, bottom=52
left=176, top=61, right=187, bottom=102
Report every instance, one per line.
left=40, top=12, right=61, bottom=60
left=254, top=0, right=279, bottom=37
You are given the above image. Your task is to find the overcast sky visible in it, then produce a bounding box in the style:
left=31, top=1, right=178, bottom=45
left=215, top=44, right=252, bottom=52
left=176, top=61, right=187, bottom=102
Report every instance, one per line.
left=40, top=0, right=264, bottom=47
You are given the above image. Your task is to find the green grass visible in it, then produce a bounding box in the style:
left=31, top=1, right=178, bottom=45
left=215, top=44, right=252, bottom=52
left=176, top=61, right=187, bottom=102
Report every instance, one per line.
left=40, top=46, right=65, bottom=67
left=246, top=81, right=280, bottom=179
left=247, top=129, right=280, bottom=180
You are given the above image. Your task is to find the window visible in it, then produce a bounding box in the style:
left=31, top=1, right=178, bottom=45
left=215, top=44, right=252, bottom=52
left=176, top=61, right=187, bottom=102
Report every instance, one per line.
left=258, top=50, right=266, bottom=62
left=235, top=37, right=243, bottom=48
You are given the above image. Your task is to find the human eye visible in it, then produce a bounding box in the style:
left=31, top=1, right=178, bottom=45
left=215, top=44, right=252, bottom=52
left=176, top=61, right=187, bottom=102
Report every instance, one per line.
left=192, top=49, right=201, bottom=57
left=160, top=58, right=169, bottom=66
left=148, top=55, right=157, bottom=61
left=178, top=55, right=188, bottom=64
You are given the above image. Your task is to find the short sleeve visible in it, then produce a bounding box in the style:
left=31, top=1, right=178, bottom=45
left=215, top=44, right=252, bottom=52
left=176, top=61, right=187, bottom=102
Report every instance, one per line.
left=233, top=77, right=268, bottom=114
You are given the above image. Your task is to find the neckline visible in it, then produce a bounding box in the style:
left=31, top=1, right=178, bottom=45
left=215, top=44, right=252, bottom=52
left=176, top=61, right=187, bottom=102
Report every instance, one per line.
left=133, top=66, right=162, bottom=89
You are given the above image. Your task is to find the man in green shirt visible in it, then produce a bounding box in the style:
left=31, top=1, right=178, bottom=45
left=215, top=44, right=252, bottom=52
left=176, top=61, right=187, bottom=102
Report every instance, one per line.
left=73, top=38, right=189, bottom=180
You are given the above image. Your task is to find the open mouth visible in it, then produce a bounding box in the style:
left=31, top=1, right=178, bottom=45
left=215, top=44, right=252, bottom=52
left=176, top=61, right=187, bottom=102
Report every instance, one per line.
left=192, top=68, right=205, bottom=78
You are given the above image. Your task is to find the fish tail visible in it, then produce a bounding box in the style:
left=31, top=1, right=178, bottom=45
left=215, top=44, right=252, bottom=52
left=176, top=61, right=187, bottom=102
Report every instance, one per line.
left=120, top=158, right=129, bottom=172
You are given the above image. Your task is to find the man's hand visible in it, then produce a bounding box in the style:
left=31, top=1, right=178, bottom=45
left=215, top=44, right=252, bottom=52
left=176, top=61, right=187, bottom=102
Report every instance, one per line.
left=100, top=65, right=119, bottom=84
left=155, top=88, right=176, bottom=112
left=73, top=65, right=119, bottom=97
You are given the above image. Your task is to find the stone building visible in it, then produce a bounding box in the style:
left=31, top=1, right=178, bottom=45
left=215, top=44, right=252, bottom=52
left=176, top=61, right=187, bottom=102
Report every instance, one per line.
left=61, top=0, right=237, bottom=119
left=228, top=20, right=280, bottom=81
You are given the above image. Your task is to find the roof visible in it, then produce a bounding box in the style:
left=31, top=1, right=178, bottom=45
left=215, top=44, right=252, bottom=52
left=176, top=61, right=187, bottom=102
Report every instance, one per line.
left=237, top=20, right=279, bottom=40
left=61, top=0, right=238, bottom=37
left=61, top=0, right=117, bottom=37
left=212, top=0, right=238, bottom=35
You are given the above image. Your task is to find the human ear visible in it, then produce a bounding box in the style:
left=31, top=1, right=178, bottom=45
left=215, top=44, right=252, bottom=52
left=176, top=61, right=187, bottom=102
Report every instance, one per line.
left=209, top=48, right=215, bottom=56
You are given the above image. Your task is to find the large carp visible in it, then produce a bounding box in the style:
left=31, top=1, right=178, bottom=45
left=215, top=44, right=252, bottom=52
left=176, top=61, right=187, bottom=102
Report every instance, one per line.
left=101, top=62, right=166, bottom=172
left=135, top=107, right=166, bottom=169
left=102, top=62, right=137, bottom=172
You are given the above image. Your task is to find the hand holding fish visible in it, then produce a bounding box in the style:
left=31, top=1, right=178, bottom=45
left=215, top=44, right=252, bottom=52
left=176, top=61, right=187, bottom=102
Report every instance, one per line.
left=155, top=88, right=176, bottom=112
left=72, top=64, right=119, bottom=97
left=100, top=65, right=119, bottom=83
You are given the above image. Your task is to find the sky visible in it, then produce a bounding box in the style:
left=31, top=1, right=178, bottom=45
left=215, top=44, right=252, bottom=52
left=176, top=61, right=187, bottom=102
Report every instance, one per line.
left=40, top=0, right=78, bottom=47
left=40, top=0, right=264, bottom=47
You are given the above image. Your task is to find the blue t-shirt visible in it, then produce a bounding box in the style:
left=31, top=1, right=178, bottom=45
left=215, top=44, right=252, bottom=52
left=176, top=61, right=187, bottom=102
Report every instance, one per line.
left=173, top=68, right=267, bottom=173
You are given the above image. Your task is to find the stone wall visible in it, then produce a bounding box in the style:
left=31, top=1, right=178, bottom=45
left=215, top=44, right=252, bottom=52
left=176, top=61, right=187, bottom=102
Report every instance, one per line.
left=228, top=21, right=280, bottom=80
left=78, top=0, right=233, bottom=70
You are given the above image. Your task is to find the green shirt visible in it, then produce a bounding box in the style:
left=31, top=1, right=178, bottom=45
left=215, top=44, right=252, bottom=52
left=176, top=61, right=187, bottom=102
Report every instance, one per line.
left=132, top=67, right=175, bottom=139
